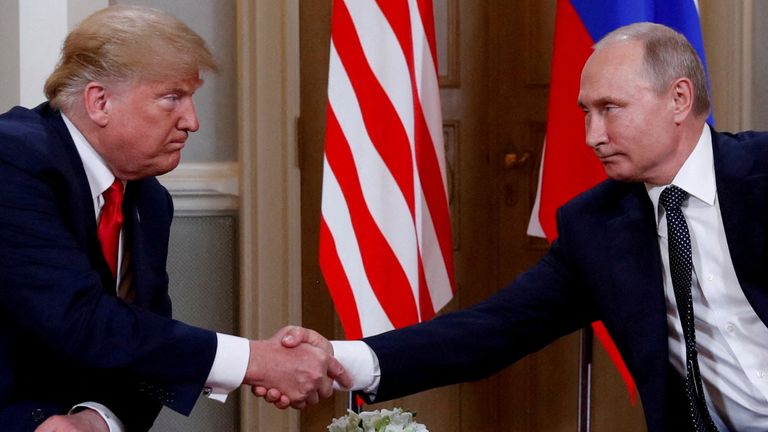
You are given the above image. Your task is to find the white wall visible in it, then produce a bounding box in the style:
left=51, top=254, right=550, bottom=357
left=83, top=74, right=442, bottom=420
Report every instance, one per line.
left=0, top=0, right=106, bottom=109
left=751, top=1, right=768, bottom=130
left=0, top=1, right=20, bottom=110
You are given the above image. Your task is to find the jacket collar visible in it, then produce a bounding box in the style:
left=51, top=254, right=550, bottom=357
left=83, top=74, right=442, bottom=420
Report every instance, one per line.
left=37, top=103, right=116, bottom=292
left=607, top=185, right=671, bottom=415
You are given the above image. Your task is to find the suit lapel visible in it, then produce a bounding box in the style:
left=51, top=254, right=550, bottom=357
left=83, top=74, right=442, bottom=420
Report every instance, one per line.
left=713, top=131, right=768, bottom=326
left=122, top=182, right=145, bottom=305
left=607, top=187, right=670, bottom=394
left=122, top=179, right=173, bottom=315
left=39, top=104, right=115, bottom=292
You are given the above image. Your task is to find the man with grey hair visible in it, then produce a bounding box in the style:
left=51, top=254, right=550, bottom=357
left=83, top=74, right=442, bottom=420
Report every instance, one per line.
left=0, top=5, right=349, bottom=431
left=272, top=22, right=768, bottom=431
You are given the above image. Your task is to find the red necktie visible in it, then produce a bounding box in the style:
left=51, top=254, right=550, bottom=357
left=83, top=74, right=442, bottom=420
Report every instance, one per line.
left=98, top=180, right=124, bottom=278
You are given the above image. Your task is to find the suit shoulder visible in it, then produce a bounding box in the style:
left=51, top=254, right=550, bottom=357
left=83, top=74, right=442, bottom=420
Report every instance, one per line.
left=0, top=106, right=47, bottom=145
left=712, top=129, right=768, bottom=173
left=560, top=179, right=641, bottom=216
left=714, top=129, right=768, bottom=152
left=0, top=104, right=62, bottom=166
left=716, top=129, right=768, bottom=142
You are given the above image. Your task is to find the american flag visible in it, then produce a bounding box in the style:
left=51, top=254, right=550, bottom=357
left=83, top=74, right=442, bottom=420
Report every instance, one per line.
left=319, top=0, right=455, bottom=340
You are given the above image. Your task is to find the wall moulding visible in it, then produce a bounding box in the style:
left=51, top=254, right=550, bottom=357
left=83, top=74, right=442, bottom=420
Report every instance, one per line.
left=158, top=162, right=240, bottom=214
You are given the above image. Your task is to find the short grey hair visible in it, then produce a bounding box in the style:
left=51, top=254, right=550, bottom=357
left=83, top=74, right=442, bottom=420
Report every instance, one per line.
left=595, top=22, right=710, bottom=117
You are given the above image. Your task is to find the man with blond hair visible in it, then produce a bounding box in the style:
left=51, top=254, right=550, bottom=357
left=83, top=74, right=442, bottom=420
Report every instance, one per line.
left=0, top=5, right=349, bottom=431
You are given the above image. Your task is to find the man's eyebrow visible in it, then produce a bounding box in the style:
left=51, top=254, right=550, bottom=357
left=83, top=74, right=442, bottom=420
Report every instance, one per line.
left=579, top=96, right=620, bottom=108
left=161, top=79, right=204, bottom=95
left=159, top=87, right=193, bottom=96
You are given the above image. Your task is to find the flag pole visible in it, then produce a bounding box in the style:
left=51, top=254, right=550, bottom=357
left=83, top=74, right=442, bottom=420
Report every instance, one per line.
left=577, top=326, right=593, bottom=432
left=348, top=391, right=362, bottom=414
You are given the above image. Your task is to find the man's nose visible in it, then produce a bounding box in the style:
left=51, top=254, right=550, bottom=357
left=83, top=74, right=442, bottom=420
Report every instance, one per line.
left=585, top=115, right=607, bottom=148
left=179, top=99, right=200, bottom=132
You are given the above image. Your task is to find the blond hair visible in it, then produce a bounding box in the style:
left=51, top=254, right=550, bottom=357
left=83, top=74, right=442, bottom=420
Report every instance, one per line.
left=596, top=22, right=710, bottom=118
left=44, top=5, right=217, bottom=111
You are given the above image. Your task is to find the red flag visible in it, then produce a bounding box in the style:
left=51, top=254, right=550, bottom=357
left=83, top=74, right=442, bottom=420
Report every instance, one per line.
left=527, top=2, right=605, bottom=242
left=528, top=0, right=709, bottom=405
left=320, top=0, right=455, bottom=340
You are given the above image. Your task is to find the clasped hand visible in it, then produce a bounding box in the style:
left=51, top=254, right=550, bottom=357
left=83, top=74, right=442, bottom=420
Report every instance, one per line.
left=245, top=326, right=351, bottom=409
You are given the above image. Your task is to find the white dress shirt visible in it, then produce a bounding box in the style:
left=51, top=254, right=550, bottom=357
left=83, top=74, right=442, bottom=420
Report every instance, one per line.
left=334, top=125, right=768, bottom=430
left=646, top=124, right=768, bottom=431
left=62, top=115, right=249, bottom=431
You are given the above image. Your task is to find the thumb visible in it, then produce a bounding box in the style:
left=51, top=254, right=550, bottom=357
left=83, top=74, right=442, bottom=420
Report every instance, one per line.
left=327, top=357, right=353, bottom=390
left=280, top=326, right=308, bottom=348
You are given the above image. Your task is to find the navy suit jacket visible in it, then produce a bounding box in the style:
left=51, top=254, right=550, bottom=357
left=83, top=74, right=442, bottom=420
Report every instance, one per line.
left=363, top=128, right=768, bottom=431
left=0, top=104, right=218, bottom=431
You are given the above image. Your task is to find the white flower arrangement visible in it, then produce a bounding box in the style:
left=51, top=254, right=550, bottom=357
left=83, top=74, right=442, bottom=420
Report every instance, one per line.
left=327, top=408, right=428, bottom=432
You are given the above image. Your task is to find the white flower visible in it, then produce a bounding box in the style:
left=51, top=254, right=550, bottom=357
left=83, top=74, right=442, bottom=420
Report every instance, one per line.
left=327, top=410, right=363, bottom=432
left=327, top=408, right=428, bottom=432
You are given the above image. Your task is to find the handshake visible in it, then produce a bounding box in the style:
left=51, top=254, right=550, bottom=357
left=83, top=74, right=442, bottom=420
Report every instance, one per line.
left=245, top=326, right=352, bottom=409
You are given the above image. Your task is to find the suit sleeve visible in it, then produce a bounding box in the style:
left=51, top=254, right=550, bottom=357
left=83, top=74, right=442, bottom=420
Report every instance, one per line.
left=362, top=219, right=598, bottom=402
left=0, top=141, right=217, bottom=418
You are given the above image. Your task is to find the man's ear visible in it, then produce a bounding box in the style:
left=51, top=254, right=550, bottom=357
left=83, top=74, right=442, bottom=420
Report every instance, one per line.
left=83, top=82, right=111, bottom=127
left=671, top=77, right=694, bottom=124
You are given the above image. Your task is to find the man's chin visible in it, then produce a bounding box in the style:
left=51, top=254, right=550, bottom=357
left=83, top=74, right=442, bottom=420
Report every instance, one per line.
left=157, top=154, right=182, bottom=176
left=125, top=158, right=181, bottom=180
left=602, top=165, right=637, bottom=182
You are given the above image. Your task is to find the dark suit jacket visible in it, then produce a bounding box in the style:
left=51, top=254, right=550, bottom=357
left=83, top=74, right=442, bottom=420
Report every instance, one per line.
left=0, top=104, right=218, bottom=431
left=363, top=128, right=768, bottom=431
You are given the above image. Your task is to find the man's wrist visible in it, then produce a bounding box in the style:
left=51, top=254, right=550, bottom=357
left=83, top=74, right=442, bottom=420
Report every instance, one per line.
left=70, top=402, right=125, bottom=432
left=330, top=340, right=379, bottom=392
left=204, top=333, right=250, bottom=402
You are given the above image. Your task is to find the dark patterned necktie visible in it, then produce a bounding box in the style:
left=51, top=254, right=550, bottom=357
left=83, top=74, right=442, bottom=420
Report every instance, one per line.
left=660, top=185, right=717, bottom=431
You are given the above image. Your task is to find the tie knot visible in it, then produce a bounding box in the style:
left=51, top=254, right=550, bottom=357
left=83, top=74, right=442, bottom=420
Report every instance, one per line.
left=103, top=180, right=124, bottom=204
left=660, top=185, right=688, bottom=211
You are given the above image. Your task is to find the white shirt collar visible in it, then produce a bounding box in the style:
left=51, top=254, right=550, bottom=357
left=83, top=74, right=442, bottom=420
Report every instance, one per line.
left=646, top=123, right=715, bottom=227
left=61, top=114, right=116, bottom=202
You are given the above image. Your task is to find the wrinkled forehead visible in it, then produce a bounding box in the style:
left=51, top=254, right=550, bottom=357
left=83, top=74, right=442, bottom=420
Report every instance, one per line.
left=156, top=74, right=204, bottom=92
left=584, top=40, right=646, bottom=79
left=107, top=73, right=204, bottom=100
left=579, top=41, right=650, bottom=99
left=133, top=60, right=205, bottom=83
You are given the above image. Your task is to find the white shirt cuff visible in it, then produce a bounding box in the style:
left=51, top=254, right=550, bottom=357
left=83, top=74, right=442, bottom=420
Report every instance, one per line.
left=330, top=340, right=380, bottom=393
left=70, top=402, right=125, bottom=432
left=203, top=333, right=250, bottom=402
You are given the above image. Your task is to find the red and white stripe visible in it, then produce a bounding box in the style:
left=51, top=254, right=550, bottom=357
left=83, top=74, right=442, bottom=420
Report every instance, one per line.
left=320, top=0, right=455, bottom=340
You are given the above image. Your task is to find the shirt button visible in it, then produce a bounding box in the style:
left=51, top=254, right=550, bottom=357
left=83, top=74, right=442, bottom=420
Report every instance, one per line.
left=757, top=370, right=767, bottom=379
left=725, top=323, right=736, bottom=333
left=706, top=274, right=714, bottom=281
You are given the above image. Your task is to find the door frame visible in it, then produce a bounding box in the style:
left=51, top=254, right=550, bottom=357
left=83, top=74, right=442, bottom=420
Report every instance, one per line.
left=237, top=0, right=302, bottom=431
